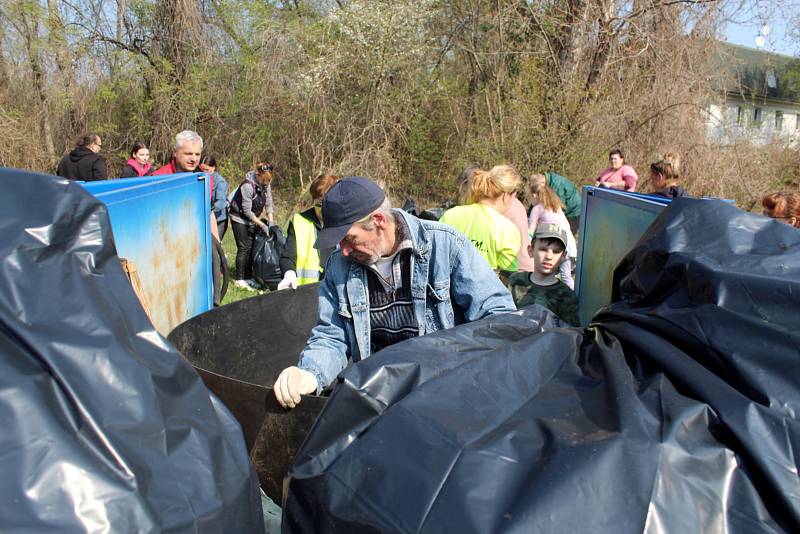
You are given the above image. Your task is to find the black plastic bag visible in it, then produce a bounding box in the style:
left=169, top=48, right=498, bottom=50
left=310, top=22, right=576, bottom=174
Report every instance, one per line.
left=283, top=198, right=800, bottom=533
left=402, top=198, right=419, bottom=216
left=252, top=225, right=286, bottom=290
left=418, top=207, right=444, bottom=221
left=419, top=201, right=454, bottom=221
left=0, top=168, right=264, bottom=533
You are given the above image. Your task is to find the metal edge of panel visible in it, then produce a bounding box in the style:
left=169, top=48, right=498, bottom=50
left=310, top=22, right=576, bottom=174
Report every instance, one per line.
left=88, top=173, right=206, bottom=205
left=201, top=173, right=213, bottom=310
left=83, top=175, right=178, bottom=195
left=574, top=185, right=591, bottom=302
left=584, top=186, right=671, bottom=211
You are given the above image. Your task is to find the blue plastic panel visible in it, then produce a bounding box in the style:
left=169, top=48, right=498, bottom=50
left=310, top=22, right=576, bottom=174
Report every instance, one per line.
left=83, top=173, right=212, bottom=334
left=575, top=187, right=669, bottom=325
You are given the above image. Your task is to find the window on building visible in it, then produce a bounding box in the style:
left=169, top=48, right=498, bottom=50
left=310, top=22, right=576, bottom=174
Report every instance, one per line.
left=766, top=69, right=778, bottom=89
left=796, top=114, right=800, bottom=131
left=776, top=110, right=784, bottom=131
left=736, top=106, right=744, bottom=125
left=753, top=107, right=763, bottom=126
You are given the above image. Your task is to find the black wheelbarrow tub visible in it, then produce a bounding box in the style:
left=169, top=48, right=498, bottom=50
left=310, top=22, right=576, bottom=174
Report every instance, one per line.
left=168, top=283, right=325, bottom=504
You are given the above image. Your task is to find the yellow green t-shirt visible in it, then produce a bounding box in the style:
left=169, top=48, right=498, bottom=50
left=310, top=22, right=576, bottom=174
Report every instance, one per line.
left=440, top=203, right=520, bottom=271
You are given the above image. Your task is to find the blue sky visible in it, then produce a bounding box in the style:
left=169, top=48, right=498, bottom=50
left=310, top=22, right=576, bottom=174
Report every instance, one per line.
left=723, top=2, right=799, bottom=56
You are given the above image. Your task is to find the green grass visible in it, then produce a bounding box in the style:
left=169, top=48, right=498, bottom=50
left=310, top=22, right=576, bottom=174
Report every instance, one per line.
left=219, top=226, right=269, bottom=306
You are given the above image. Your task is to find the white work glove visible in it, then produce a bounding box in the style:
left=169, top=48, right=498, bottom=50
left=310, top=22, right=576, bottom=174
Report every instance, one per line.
left=274, top=366, right=318, bottom=409
left=277, top=270, right=298, bottom=290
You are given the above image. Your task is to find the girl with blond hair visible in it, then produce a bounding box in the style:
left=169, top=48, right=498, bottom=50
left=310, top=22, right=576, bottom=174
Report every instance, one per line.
left=649, top=153, right=686, bottom=199
left=440, top=165, right=522, bottom=273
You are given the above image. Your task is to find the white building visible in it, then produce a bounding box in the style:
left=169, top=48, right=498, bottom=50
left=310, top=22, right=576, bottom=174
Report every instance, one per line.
left=706, top=43, right=800, bottom=147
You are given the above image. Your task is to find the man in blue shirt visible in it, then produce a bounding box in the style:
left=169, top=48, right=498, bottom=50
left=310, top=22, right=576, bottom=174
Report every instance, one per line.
left=274, top=177, right=516, bottom=408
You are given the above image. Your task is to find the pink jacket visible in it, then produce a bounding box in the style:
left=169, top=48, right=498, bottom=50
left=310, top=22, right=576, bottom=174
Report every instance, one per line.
left=503, top=197, right=536, bottom=272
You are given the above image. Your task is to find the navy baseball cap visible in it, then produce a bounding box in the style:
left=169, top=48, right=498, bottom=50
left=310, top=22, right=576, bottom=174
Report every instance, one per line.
left=314, top=176, right=386, bottom=249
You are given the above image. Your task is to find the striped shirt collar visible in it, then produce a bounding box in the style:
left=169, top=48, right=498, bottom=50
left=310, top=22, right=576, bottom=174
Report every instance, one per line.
left=367, top=212, right=413, bottom=291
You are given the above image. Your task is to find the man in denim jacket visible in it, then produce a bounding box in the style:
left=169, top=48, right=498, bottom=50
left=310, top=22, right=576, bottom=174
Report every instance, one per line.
left=274, top=177, right=516, bottom=408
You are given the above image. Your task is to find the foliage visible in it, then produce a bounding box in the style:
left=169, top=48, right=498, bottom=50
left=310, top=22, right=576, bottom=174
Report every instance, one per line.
left=0, top=0, right=797, bottom=214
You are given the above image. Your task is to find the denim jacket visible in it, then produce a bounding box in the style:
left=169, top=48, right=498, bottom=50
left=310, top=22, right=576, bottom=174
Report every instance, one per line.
left=298, top=209, right=516, bottom=391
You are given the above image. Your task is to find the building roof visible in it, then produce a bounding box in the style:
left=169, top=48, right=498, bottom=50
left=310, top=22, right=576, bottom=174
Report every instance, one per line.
left=715, top=42, right=800, bottom=104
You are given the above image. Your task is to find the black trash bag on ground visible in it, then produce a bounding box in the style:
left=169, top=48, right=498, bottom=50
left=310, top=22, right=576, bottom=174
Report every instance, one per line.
left=0, top=168, right=264, bottom=533
left=282, top=198, right=800, bottom=533
left=419, top=201, right=454, bottom=221
left=401, top=198, right=419, bottom=217
left=252, top=225, right=285, bottom=290
left=418, top=207, right=444, bottom=221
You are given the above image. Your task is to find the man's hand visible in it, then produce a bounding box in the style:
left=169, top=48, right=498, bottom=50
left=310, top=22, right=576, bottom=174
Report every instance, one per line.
left=274, top=366, right=318, bottom=408
left=277, top=270, right=298, bottom=290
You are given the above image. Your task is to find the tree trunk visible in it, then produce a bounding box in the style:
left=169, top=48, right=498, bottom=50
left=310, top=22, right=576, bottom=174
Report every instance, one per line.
left=47, top=0, right=76, bottom=132
left=114, top=0, right=127, bottom=71
left=0, top=22, right=9, bottom=90
left=116, top=0, right=126, bottom=42
left=156, top=0, right=205, bottom=81
left=585, top=0, right=618, bottom=93
left=46, top=0, right=70, bottom=76
left=556, top=0, right=589, bottom=86
left=22, top=8, right=56, bottom=163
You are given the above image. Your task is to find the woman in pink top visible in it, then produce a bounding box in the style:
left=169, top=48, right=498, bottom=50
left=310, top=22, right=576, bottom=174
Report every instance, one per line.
left=596, top=149, right=638, bottom=192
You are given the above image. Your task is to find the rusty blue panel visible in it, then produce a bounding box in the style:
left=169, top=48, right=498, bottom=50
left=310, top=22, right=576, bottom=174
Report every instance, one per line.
left=575, top=187, right=669, bottom=325
left=83, top=173, right=212, bottom=334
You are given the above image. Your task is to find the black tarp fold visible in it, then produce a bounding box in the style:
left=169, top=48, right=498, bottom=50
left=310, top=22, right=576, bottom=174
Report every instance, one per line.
left=283, top=198, right=800, bottom=533
left=0, top=169, right=264, bottom=533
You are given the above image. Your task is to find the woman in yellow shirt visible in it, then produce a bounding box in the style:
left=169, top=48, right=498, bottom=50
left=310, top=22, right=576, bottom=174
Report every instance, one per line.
left=440, top=165, right=522, bottom=273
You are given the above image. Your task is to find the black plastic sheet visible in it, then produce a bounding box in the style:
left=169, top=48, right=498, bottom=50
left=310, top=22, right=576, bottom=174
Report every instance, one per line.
left=282, top=198, right=800, bottom=533
left=0, top=169, right=264, bottom=533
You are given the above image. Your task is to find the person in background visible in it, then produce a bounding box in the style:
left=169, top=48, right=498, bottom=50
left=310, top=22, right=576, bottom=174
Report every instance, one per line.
left=649, top=153, right=687, bottom=199
left=440, top=165, right=522, bottom=275
left=119, top=142, right=153, bottom=178
left=455, top=165, right=534, bottom=272
left=273, top=177, right=516, bottom=408
left=762, top=192, right=800, bottom=228
left=200, top=155, right=229, bottom=240
left=151, top=130, right=216, bottom=239
left=229, top=162, right=275, bottom=289
left=533, top=172, right=582, bottom=234
left=528, top=175, right=577, bottom=289
left=507, top=222, right=579, bottom=326
left=596, top=149, right=638, bottom=192
left=56, top=132, right=107, bottom=181
left=455, top=164, right=481, bottom=203
left=152, top=130, right=203, bottom=175
left=277, top=174, right=341, bottom=290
